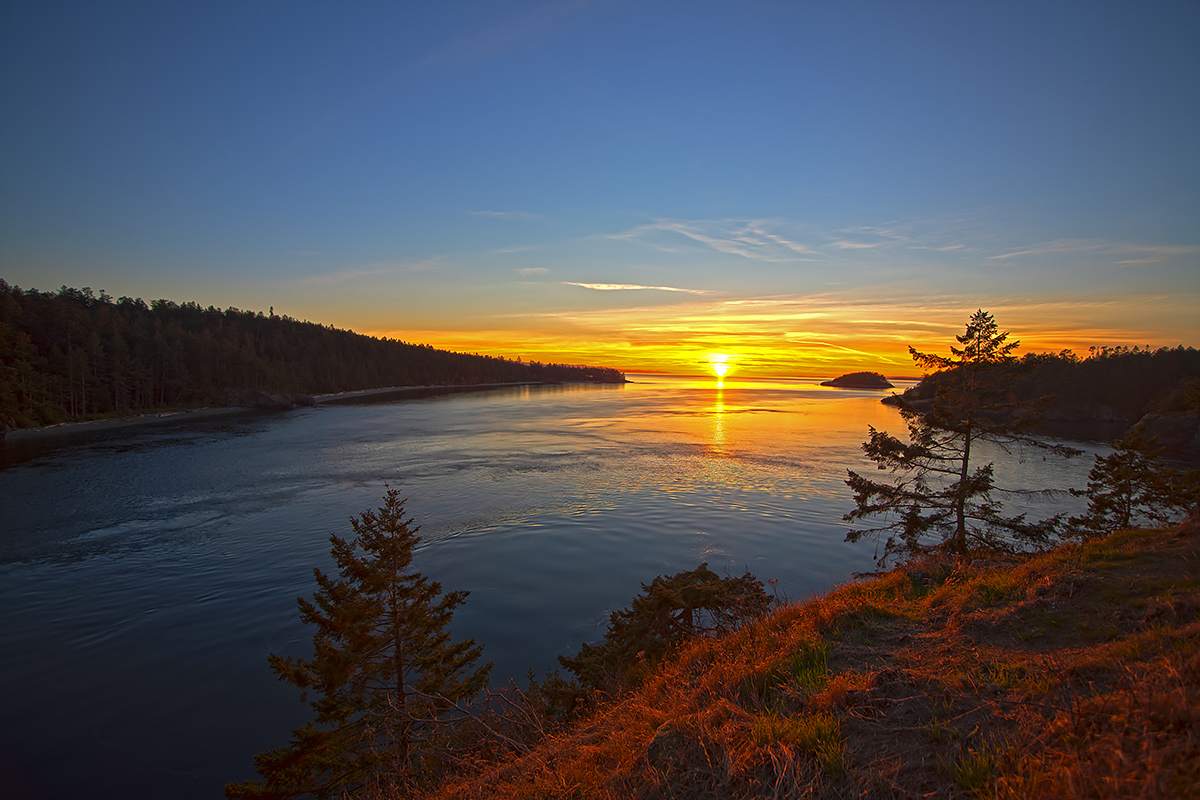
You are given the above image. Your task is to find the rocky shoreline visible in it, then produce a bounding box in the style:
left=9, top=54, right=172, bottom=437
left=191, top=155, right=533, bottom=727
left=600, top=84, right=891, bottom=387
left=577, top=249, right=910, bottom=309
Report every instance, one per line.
left=1, top=406, right=258, bottom=441
left=882, top=386, right=1200, bottom=462
left=1, top=382, right=553, bottom=442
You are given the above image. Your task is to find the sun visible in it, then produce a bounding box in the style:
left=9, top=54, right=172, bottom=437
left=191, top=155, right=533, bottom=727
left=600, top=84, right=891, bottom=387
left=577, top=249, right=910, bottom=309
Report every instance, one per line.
left=708, top=353, right=731, bottom=378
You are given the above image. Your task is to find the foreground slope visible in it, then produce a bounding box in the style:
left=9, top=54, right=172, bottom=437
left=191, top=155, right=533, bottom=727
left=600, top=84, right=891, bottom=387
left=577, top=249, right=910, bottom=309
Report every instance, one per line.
left=432, top=521, right=1199, bottom=799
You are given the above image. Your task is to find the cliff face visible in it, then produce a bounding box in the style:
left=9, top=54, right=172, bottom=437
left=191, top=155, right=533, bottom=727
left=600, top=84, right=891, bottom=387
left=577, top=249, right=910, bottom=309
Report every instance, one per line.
left=1137, top=411, right=1200, bottom=459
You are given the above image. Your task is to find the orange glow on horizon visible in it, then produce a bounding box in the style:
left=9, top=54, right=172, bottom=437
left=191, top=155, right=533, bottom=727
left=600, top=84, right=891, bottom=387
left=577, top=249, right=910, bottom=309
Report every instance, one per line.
left=362, top=293, right=1196, bottom=381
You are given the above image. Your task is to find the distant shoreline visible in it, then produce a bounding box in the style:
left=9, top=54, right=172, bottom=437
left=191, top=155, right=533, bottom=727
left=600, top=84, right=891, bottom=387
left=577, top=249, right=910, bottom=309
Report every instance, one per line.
left=313, top=381, right=545, bottom=404
left=2, top=406, right=256, bottom=441
left=2, top=381, right=598, bottom=442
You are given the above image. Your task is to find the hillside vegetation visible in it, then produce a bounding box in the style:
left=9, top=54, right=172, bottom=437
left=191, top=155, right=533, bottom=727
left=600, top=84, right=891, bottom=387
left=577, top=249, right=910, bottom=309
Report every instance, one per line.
left=425, top=520, right=1199, bottom=799
left=0, top=282, right=624, bottom=430
left=898, top=346, right=1200, bottom=420
left=892, top=346, right=1200, bottom=460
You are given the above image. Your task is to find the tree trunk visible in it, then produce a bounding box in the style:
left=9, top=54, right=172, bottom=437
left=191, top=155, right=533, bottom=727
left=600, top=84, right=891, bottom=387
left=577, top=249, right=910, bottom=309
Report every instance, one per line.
left=955, top=421, right=972, bottom=557
left=390, top=565, right=409, bottom=771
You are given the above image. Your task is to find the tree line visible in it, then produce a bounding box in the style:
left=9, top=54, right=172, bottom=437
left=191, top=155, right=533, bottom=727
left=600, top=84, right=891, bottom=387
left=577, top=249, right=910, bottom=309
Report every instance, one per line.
left=899, top=341, right=1200, bottom=425
left=0, top=281, right=624, bottom=429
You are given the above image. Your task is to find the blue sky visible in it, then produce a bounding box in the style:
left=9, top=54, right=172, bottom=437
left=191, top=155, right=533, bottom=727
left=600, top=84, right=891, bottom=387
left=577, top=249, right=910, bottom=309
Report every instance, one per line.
left=2, top=1, right=1197, bottom=375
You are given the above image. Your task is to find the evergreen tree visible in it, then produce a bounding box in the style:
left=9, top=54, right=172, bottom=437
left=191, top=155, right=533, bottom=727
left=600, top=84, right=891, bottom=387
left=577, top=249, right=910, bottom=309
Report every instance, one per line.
left=1069, top=427, right=1170, bottom=535
left=226, top=490, right=491, bottom=799
left=845, top=310, right=1078, bottom=563
left=1070, top=426, right=1200, bottom=535
left=559, top=564, right=770, bottom=692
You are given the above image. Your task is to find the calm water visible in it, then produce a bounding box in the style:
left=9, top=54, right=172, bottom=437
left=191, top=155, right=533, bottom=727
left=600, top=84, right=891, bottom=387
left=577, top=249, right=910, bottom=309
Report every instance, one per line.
left=0, top=375, right=1097, bottom=798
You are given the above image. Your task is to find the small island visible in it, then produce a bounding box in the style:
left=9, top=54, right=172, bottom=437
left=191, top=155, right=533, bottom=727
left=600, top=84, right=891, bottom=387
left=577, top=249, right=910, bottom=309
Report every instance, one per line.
left=821, top=371, right=894, bottom=389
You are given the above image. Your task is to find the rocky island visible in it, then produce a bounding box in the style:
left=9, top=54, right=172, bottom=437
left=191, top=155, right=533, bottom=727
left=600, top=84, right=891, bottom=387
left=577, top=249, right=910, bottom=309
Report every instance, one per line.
left=820, top=371, right=894, bottom=389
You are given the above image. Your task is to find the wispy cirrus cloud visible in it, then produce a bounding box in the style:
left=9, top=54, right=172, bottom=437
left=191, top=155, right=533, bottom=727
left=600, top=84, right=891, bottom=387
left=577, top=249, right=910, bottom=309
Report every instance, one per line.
left=988, top=239, right=1109, bottom=260
left=783, top=338, right=905, bottom=362
left=989, top=239, right=1200, bottom=263
left=565, top=282, right=710, bottom=294
left=606, top=219, right=818, bottom=262
left=517, top=267, right=550, bottom=276
left=601, top=215, right=1199, bottom=275
left=603, top=217, right=972, bottom=263
left=827, top=240, right=882, bottom=250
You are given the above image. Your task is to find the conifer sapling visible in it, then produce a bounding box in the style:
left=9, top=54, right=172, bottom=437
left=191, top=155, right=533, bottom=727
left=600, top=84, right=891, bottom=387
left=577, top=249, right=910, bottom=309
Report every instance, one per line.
left=225, top=489, right=491, bottom=799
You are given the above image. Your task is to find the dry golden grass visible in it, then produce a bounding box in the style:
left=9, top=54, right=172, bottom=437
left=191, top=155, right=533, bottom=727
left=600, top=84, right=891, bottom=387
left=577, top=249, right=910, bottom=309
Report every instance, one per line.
left=423, top=518, right=1200, bottom=800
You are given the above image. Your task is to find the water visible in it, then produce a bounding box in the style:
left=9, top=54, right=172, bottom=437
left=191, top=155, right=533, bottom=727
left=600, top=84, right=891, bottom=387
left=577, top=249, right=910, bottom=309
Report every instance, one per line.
left=0, top=375, right=1099, bottom=798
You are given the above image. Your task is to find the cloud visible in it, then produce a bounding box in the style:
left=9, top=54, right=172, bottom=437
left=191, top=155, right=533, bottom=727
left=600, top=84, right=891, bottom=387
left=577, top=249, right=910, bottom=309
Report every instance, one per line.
left=517, top=267, right=550, bottom=276
left=602, top=216, right=988, bottom=263
left=606, top=219, right=818, bottom=262
left=988, top=240, right=1107, bottom=260
left=783, top=338, right=897, bottom=360
left=989, top=239, right=1199, bottom=263
left=827, top=240, right=881, bottom=250
left=565, top=282, right=710, bottom=294
left=1110, top=243, right=1200, bottom=260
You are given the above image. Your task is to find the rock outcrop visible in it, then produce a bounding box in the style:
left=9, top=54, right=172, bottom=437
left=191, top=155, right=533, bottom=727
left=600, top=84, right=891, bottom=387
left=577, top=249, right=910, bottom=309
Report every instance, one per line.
left=1135, top=411, right=1200, bottom=461
left=821, top=371, right=894, bottom=389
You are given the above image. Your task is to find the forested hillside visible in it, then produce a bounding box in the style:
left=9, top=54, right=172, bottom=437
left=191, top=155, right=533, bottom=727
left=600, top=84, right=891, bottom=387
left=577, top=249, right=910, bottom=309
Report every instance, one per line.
left=907, top=346, right=1198, bottom=417
left=892, top=345, right=1200, bottom=459
left=0, top=282, right=624, bottom=429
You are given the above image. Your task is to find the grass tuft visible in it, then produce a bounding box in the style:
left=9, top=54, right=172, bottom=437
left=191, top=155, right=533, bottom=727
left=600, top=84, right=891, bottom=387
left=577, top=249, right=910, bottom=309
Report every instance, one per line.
left=954, top=747, right=999, bottom=797
left=751, top=712, right=844, bottom=776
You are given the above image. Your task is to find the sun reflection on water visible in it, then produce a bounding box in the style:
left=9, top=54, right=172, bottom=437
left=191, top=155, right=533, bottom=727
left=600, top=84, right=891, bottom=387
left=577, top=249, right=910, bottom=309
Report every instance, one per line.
left=711, top=380, right=725, bottom=451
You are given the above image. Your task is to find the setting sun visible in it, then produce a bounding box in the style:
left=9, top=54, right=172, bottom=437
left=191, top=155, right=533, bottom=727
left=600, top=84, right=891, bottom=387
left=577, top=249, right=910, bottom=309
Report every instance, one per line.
left=708, top=353, right=731, bottom=378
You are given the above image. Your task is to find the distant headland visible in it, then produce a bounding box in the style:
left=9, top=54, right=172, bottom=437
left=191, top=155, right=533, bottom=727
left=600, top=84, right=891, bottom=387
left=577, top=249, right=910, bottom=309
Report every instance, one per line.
left=821, top=371, right=895, bottom=389
left=0, top=281, right=627, bottom=437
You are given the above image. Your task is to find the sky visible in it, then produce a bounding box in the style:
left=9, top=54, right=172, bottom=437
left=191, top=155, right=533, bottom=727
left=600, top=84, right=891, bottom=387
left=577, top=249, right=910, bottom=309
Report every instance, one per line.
left=2, top=0, right=1197, bottom=378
